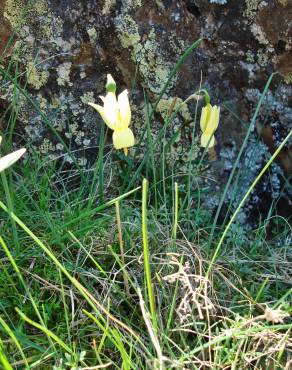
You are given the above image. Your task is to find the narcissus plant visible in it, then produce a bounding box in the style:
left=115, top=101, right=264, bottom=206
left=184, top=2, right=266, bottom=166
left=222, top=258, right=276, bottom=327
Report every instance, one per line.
left=0, top=136, right=26, bottom=173
left=88, top=74, right=135, bottom=155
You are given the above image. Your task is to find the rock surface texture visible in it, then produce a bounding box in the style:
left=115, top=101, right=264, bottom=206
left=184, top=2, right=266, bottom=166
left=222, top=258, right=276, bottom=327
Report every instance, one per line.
left=0, top=0, right=291, bottom=222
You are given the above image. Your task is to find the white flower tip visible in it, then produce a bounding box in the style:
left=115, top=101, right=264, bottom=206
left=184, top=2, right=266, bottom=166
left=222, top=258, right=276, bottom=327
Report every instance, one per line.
left=0, top=147, right=26, bottom=172
left=18, top=148, right=26, bottom=156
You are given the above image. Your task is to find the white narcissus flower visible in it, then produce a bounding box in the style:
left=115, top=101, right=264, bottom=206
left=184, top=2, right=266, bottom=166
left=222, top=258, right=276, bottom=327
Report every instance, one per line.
left=200, top=103, right=220, bottom=148
left=0, top=136, right=26, bottom=173
left=88, top=74, right=135, bottom=152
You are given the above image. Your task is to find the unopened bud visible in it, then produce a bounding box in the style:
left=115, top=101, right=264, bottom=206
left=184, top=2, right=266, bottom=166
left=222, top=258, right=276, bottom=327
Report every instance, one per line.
left=106, top=74, right=116, bottom=93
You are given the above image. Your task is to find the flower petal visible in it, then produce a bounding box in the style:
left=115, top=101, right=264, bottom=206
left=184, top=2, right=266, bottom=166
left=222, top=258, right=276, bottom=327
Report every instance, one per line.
left=88, top=102, right=115, bottom=130
left=207, top=105, right=220, bottom=133
left=0, top=148, right=26, bottom=172
left=112, top=128, right=135, bottom=149
left=117, top=90, right=131, bottom=130
left=200, top=132, right=215, bottom=148
left=103, top=92, right=119, bottom=129
left=200, top=104, right=211, bottom=132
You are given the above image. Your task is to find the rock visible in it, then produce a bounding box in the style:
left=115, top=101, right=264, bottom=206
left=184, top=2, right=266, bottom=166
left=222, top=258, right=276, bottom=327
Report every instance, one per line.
left=0, top=0, right=291, bottom=222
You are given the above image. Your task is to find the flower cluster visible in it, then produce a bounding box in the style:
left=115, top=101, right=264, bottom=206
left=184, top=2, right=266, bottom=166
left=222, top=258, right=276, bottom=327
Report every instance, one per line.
left=89, top=74, right=220, bottom=152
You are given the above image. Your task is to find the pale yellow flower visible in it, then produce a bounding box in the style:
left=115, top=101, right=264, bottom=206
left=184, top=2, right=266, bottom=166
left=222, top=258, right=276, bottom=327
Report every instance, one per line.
left=200, top=103, right=220, bottom=148
left=0, top=136, right=26, bottom=172
left=88, top=74, right=135, bottom=152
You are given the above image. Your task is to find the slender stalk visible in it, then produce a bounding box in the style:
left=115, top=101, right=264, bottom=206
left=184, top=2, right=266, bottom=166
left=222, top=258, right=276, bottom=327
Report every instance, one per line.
left=173, top=182, right=179, bottom=242
left=142, top=179, right=157, bottom=330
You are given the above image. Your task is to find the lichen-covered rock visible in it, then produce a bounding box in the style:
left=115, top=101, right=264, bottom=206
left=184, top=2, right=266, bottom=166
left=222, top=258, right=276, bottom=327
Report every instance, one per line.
left=0, top=0, right=291, bottom=221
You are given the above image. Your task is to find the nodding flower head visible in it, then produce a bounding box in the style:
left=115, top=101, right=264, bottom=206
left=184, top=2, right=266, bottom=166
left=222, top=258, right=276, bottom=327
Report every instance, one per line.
left=199, top=103, right=220, bottom=148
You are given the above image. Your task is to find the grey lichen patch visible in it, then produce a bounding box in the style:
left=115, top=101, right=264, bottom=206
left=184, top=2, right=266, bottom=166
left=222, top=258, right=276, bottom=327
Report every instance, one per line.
left=244, top=0, right=261, bottom=21
left=117, top=15, right=141, bottom=49
left=156, top=97, right=192, bottom=122
left=283, top=73, right=292, bottom=84
left=26, top=60, right=49, bottom=89
left=245, top=87, right=292, bottom=122
left=116, top=10, right=187, bottom=94
left=80, top=91, right=95, bottom=105
left=134, top=29, right=184, bottom=93
left=39, top=138, right=55, bottom=154
left=245, top=50, right=255, bottom=63
left=123, top=0, right=142, bottom=9
left=57, top=62, right=72, bottom=86
left=209, top=0, right=228, bottom=4
left=256, top=49, right=269, bottom=66
left=102, top=0, right=117, bottom=15
left=4, top=0, right=26, bottom=30
left=5, top=0, right=63, bottom=39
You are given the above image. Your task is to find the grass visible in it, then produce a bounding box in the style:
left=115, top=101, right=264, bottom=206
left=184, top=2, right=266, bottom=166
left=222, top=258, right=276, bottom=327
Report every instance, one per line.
left=0, top=38, right=291, bottom=369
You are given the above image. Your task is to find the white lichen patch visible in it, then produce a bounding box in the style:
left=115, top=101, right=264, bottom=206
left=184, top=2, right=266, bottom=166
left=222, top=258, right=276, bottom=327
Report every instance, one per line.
left=251, top=23, right=269, bottom=45
left=39, top=138, right=55, bottom=154
left=57, top=62, right=72, bottom=86
left=256, top=49, right=269, bottom=66
left=102, top=0, right=117, bottom=15
left=87, top=27, right=97, bottom=43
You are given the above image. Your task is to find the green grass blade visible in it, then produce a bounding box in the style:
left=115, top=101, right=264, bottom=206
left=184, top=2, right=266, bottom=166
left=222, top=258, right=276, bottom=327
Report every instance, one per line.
left=15, top=308, right=72, bottom=354
left=142, top=179, right=157, bottom=330
left=0, top=316, right=29, bottom=369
